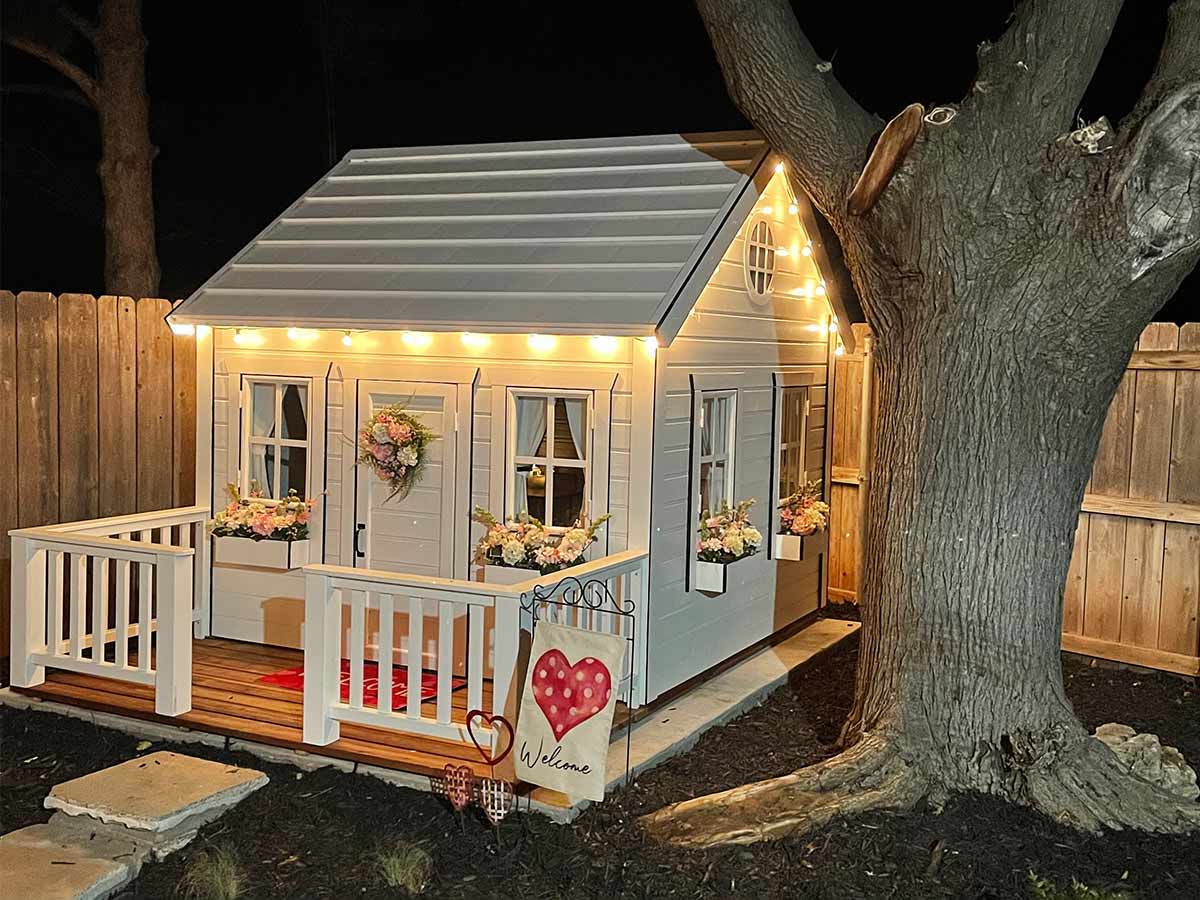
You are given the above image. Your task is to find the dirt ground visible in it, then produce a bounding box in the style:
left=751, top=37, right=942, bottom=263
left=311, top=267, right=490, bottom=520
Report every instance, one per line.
left=2, top=617, right=1197, bottom=898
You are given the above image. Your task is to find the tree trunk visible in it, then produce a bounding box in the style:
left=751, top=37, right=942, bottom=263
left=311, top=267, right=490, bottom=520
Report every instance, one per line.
left=96, top=0, right=158, bottom=298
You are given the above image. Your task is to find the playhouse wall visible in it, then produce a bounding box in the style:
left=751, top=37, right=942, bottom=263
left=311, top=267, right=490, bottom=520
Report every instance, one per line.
left=645, top=171, right=834, bottom=700
left=201, top=331, right=653, bottom=648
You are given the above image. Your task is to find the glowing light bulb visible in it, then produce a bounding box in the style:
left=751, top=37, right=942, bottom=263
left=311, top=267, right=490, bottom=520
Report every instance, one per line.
left=233, top=329, right=246, bottom=345
left=528, top=334, right=556, bottom=352
left=801, top=243, right=813, bottom=257
left=788, top=203, right=798, bottom=215
left=816, top=283, right=827, bottom=297
left=590, top=335, right=618, bottom=354
left=233, top=328, right=262, bottom=347
left=834, top=344, right=845, bottom=356
left=828, top=319, right=838, bottom=333
left=197, top=325, right=211, bottom=338
left=169, top=322, right=195, bottom=336
left=402, top=331, right=432, bottom=349
left=776, top=247, right=790, bottom=257
left=342, top=331, right=353, bottom=347
left=287, top=328, right=318, bottom=342
left=760, top=206, right=773, bottom=215
left=640, top=335, right=659, bottom=355
left=774, top=162, right=785, bottom=174
left=460, top=332, right=489, bottom=349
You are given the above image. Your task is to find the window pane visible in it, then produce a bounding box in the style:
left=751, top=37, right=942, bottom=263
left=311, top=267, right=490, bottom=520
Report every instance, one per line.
left=708, top=459, right=727, bottom=511
left=250, top=444, right=274, bottom=496
left=551, top=466, right=585, bottom=527
left=251, top=383, right=275, bottom=436
left=280, top=384, right=307, bottom=440
left=779, top=449, right=790, bottom=500
left=554, top=398, right=586, bottom=460
left=700, top=398, right=714, bottom=455
left=513, top=463, right=546, bottom=520
left=514, top=396, right=548, bottom=457
left=278, top=446, right=307, bottom=498
left=699, top=461, right=712, bottom=513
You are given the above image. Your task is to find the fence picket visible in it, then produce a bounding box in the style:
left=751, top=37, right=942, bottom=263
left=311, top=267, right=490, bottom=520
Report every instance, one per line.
left=437, top=601, right=454, bottom=724
left=115, top=559, right=131, bottom=668
left=377, top=593, right=394, bottom=714
left=349, top=591, right=365, bottom=709
left=15, top=292, right=59, bottom=529
left=98, top=296, right=139, bottom=517
left=407, top=597, right=423, bottom=717
left=47, top=550, right=64, bottom=657
left=58, top=294, right=100, bottom=522
left=136, top=298, right=174, bottom=512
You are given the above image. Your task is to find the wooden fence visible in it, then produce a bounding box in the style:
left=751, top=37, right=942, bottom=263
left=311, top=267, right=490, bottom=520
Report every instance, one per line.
left=827, top=322, right=1200, bottom=677
left=0, top=291, right=197, bottom=663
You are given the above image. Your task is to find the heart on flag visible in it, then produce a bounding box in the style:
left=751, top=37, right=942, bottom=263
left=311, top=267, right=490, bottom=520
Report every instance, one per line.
left=530, top=649, right=613, bottom=742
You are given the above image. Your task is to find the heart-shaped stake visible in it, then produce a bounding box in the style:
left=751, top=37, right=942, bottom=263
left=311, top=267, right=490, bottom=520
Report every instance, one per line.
left=442, top=764, right=475, bottom=812
left=465, top=710, right=514, bottom=767
left=477, top=777, right=514, bottom=826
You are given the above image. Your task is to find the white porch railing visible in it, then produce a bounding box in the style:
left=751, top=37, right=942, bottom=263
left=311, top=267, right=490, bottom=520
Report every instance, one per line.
left=301, top=549, right=649, bottom=749
left=9, top=506, right=210, bottom=716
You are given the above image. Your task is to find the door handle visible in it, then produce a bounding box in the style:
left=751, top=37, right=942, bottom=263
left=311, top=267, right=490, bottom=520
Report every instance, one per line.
left=355, top=523, right=366, bottom=559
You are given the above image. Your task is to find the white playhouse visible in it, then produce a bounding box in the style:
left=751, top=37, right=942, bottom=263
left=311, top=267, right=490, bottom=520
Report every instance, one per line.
left=10, top=131, right=852, bottom=780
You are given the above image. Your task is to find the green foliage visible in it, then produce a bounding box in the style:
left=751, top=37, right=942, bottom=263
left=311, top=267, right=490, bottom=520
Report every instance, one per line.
left=1028, top=871, right=1132, bottom=900
left=377, top=841, right=433, bottom=895
left=181, top=848, right=245, bottom=900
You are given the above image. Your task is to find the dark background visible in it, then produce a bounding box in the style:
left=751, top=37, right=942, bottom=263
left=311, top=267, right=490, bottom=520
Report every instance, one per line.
left=1, top=0, right=1193, bottom=320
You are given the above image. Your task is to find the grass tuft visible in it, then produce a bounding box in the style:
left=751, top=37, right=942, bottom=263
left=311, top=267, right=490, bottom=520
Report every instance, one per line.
left=181, top=847, right=245, bottom=900
left=377, top=841, right=433, bottom=895
left=1028, top=871, right=1132, bottom=900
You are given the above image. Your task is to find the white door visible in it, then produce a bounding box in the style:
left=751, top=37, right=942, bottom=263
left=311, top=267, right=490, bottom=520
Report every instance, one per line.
left=354, top=381, right=457, bottom=578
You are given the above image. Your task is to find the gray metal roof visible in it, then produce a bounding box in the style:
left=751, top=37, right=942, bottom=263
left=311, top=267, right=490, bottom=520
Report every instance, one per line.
left=170, top=131, right=771, bottom=340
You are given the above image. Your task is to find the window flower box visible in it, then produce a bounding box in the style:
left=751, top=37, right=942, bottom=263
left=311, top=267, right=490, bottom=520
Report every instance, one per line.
left=695, top=559, right=731, bottom=593
left=695, top=498, right=762, bottom=595
left=478, top=564, right=538, bottom=586
left=215, top=535, right=310, bottom=571
left=774, top=530, right=828, bottom=562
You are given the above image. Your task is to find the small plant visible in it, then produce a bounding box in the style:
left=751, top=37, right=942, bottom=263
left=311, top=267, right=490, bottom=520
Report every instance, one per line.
left=1028, top=871, right=1131, bottom=900
left=696, top=498, right=762, bottom=563
left=778, top=479, right=829, bottom=536
left=210, top=482, right=315, bottom=542
left=377, top=841, right=433, bottom=895
left=181, top=847, right=245, bottom=900
left=471, top=506, right=611, bottom=573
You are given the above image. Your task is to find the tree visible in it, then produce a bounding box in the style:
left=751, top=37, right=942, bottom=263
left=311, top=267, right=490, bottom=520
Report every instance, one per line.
left=3, top=0, right=159, bottom=297
left=643, top=0, right=1200, bottom=846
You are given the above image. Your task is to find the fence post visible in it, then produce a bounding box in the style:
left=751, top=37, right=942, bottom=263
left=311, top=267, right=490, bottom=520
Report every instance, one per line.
left=154, top=552, right=193, bottom=715
left=10, top=536, right=47, bottom=687
left=303, top=571, right=340, bottom=745
left=193, top=520, right=210, bottom=639
left=633, top=556, right=650, bottom=707
left=491, top=592, right=521, bottom=723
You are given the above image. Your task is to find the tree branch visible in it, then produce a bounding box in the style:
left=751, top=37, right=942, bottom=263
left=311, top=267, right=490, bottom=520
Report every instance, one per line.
left=53, top=2, right=100, bottom=46
left=974, top=0, right=1123, bottom=133
left=1122, top=0, right=1200, bottom=126
left=695, top=0, right=881, bottom=216
left=0, top=34, right=99, bottom=107
left=1, top=82, right=94, bottom=109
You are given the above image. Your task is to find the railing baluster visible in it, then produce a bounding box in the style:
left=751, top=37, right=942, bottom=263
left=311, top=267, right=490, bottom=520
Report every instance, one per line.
left=349, top=590, right=365, bottom=709
left=467, top=605, right=484, bottom=714
left=70, top=554, right=86, bottom=659
left=407, top=596, right=423, bottom=718
left=436, top=600, right=454, bottom=724
left=138, top=562, right=152, bottom=672
left=91, top=557, right=109, bottom=661
left=115, top=559, right=131, bottom=668
left=47, top=550, right=64, bottom=658
left=377, top=592, right=393, bottom=714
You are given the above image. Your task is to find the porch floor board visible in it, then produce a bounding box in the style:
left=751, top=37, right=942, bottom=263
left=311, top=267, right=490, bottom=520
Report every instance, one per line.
left=14, top=638, right=500, bottom=779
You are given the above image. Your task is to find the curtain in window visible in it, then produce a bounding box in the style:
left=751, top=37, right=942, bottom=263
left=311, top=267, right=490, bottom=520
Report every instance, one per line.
left=563, top=398, right=585, bottom=461
left=514, top=397, right=548, bottom=515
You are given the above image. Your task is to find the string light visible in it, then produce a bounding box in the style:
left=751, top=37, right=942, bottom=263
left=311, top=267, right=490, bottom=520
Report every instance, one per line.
left=528, top=333, right=556, bottom=352
left=801, top=242, right=813, bottom=257
left=341, top=331, right=353, bottom=347
left=460, top=332, right=490, bottom=349
left=197, top=325, right=211, bottom=338
left=834, top=344, right=845, bottom=356
left=233, top=328, right=262, bottom=347
left=828, top=318, right=839, bottom=334
left=776, top=247, right=790, bottom=257
left=590, top=335, right=619, bottom=354
left=774, top=162, right=785, bottom=174
left=816, top=283, right=827, bottom=297
left=640, top=335, right=659, bottom=356
left=760, top=206, right=773, bottom=215
left=402, top=331, right=432, bottom=349
left=787, top=202, right=798, bottom=215
left=287, top=327, right=318, bottom=342
left=169, top=322, right=195, bottom=336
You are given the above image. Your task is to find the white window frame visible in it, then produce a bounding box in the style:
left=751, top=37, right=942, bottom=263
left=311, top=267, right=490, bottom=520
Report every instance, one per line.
left=776, top=386, right=810, bottom=501
left=696, top=390, right=737, bottom=515
left=768, top=372, right=816, bottom=556
left=744, top=216, right=777, bottom=299
left=505, top=388, right=593, bottom=530
left=240, top=376, right=313, bottom=501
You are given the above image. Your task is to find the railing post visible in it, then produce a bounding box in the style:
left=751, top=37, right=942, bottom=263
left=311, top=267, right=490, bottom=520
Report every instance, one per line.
left=154, top=553, right=193, bottom=716
left=193, top=520, right=211, bottom=639
left=303, top=571, right=340, bottom=745
left=633, top=556, right=650, bottom=708
left=10, top=536, right=47, bottom=688
left=491, top=592, right=521, bottom=722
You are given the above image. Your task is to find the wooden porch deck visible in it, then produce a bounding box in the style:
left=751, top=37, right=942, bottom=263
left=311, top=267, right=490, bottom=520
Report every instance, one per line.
left=13, top=638, right=504, bottom=779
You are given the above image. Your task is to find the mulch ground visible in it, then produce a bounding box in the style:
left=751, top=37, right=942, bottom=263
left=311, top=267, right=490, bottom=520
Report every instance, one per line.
left=2, top=615, right=1197, bottom=899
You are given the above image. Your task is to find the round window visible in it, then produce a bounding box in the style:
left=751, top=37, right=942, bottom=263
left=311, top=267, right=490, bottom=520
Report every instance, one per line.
left=744, top=218, right=776, bottom=298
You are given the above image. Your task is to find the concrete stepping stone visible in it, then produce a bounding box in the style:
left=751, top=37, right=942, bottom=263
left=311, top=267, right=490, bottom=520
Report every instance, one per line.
left=45, top=751, right=268, bottom=835
left=0, top=822, right=146, bottom=900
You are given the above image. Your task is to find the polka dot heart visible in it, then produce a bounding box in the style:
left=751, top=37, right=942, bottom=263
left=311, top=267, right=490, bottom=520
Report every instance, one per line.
left=530, top=648, right=613, bottom=742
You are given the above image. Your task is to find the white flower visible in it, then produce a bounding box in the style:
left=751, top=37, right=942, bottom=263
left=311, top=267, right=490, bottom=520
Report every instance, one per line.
left=723, top=534, right=744, bottom=557
left=371, top=423, right=392, bottom=444
left=398, top=446, right=418, bottom=466
left=501, top=540, right=526, bottom=565
left=743, top=526, right=762, bottom=548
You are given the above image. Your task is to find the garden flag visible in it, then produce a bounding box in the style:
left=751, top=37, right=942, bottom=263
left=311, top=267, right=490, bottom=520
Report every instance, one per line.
left=515, top=621, right=625, bottom=802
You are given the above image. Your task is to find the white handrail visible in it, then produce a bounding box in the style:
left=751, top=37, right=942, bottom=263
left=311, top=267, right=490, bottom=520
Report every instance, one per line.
left=301, top=549, right=649, bottom=749
left=9, top=506, right=211, bottom=716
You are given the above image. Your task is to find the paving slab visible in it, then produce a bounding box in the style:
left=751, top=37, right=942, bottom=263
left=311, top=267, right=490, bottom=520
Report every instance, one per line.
left=0, top=823, right=144, bottom=900
left=45, top=751, right=268, bottom=833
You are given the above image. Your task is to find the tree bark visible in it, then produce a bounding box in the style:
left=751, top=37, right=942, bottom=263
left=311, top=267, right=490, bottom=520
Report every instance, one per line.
left=95, top=0, right=159, bottom=298
left=644, top=0, right=1200, bottom=847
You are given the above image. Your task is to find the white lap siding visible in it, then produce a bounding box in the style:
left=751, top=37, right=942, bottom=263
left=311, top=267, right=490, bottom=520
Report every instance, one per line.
left=646, top=171, right=834, bottom=700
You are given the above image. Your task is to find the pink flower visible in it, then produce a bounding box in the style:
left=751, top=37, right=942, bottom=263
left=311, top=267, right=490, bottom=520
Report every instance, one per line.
left=251, top=513, right=275, bottom=536
left=371, top=443, right=393, bottom=461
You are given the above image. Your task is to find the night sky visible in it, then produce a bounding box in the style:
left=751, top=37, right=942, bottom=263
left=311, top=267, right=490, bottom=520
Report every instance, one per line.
left=1, top=0, right=1193, bottom=320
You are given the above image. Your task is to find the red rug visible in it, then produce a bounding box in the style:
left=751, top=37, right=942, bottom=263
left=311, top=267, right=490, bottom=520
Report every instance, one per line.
left=260, top=660, right=465, bottom=711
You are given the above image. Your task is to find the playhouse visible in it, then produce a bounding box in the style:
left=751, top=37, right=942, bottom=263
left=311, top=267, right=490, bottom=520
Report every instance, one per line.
left=10, top=131, right=851, bottom=782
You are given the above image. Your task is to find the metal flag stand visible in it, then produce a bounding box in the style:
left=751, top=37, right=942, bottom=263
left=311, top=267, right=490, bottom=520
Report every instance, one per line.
left=518, top=573, right=638, bottom=811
